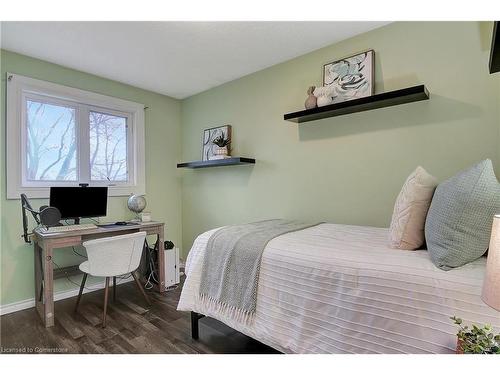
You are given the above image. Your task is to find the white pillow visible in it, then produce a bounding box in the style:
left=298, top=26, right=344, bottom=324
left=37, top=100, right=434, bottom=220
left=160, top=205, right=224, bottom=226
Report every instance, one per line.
left=389, top=166, right=438, bottom=250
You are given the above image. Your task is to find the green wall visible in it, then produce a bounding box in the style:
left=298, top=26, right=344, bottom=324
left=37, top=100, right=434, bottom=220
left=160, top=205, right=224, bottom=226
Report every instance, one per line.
left=0, top=50, right=183, bottom=305
left=2, top=21, right=500, bottom=308
left=181, top=22, right=500, bottom=255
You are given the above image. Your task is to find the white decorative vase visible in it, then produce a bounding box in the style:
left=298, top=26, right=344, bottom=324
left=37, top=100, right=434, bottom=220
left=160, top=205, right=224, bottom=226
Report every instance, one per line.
left=209, top=146, right=230, bottom=160
left=313, top=86, right=336, bottom=107
left=316, top=95, right=334, bottom=107
left=215, top=146, right=228, bottom=156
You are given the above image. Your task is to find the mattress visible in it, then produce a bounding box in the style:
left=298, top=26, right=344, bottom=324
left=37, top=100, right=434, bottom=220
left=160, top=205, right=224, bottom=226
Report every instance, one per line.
left=177, top=223, right=500, bottom=353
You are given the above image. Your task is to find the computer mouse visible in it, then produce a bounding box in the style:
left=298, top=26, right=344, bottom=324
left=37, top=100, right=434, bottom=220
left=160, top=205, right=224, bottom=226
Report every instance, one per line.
left=115, top=221, right=128, bottom=226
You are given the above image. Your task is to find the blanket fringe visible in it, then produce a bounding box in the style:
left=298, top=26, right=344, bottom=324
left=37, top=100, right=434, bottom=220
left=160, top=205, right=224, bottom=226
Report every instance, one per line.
left=198, top=293, right=255, bottom=326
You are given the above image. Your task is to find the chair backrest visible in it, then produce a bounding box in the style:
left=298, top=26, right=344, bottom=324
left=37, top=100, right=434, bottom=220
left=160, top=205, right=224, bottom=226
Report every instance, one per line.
left=82, top=231, right=147, bottom=277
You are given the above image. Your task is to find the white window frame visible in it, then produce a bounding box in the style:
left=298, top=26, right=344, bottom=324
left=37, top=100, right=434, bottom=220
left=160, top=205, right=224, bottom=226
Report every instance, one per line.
left=6, top=73, right=146, bottom=199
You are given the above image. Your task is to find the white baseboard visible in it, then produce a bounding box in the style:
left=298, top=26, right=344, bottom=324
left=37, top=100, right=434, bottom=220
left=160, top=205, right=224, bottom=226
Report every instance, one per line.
left=0, top=276, right=133, bottom=316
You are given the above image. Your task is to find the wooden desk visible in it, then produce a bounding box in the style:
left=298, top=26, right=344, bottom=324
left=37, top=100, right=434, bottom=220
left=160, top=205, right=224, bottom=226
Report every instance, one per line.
left=32, top=221, right=165, bottom=328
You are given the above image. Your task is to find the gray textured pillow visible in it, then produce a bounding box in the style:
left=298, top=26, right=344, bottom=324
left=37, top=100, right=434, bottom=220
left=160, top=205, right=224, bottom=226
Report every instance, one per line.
left=425, top=159, right=500, bottom=270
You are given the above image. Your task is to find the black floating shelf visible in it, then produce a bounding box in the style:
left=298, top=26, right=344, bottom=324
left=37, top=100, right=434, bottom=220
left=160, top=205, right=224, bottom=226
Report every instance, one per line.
left=177, top=157, right=256, bottom=169
left=490, top=21, right=499, bottom=74
left=284, top=85, right=429, bottom=123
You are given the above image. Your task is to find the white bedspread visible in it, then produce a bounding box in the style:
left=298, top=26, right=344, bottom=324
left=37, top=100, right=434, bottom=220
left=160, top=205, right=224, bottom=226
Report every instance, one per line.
left=177, top=223, right=500, bottom=353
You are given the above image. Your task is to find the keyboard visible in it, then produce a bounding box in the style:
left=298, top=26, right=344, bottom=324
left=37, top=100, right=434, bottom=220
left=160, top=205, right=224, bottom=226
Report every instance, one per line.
left=40, top=223, right=98, bottom=233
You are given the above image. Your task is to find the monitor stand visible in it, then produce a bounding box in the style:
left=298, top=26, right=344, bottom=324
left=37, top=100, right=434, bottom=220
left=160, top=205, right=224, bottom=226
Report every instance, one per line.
left=73, top=218, right=80, bottom=225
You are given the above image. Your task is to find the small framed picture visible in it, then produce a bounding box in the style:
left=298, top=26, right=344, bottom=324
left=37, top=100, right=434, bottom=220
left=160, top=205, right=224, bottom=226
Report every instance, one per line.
left=323, top=49, right=374, bottom=103
left=202, top=125, right=232, bottom=161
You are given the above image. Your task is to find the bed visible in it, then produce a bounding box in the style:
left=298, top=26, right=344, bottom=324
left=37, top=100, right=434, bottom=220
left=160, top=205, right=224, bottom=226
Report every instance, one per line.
left=177, top=223, right=500, bottom=353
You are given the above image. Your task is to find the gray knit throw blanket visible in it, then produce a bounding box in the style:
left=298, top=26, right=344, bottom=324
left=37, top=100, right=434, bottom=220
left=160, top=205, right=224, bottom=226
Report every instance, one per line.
left=199, top=219, right=320, bottom=322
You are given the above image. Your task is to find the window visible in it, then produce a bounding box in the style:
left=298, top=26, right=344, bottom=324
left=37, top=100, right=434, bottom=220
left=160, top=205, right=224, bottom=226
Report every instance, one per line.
left=89, top=110, right=129, bottom=182
left=7, top=73, right=145, bottom=199
left=26, top=98, right=78, bottom=182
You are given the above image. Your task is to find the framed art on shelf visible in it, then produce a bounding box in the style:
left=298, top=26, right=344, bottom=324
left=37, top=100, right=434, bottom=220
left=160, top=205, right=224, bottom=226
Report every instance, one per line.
left=323, top=49, right=375, bottom=104
left=202, top=125, right=232, bottom=161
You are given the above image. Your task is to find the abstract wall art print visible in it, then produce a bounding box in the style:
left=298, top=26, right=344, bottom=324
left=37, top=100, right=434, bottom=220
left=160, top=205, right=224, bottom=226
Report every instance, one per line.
left=202, top=125, right=232, bottom=161
left=323, top=50, right=374, bottom=103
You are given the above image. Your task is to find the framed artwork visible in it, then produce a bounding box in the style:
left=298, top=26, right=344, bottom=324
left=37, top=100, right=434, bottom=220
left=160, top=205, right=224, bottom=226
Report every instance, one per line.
left=202, top=125, right=232, bottom=161
left=322, top=49, right=374, bottom=103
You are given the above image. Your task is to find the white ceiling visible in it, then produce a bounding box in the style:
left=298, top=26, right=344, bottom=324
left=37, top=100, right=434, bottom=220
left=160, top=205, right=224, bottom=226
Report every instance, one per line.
left=1, top=22, right=389, bottom=99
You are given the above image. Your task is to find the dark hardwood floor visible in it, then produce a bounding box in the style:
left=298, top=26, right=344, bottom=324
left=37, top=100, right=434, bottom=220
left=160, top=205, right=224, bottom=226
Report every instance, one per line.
left=0, top=280, right=278, bottom=354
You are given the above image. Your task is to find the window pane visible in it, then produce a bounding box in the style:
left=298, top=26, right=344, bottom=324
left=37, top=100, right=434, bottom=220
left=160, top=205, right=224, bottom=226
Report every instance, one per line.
left=89, top=111, right=128, bottom=182
left=26, top=99, right=77, bottom=181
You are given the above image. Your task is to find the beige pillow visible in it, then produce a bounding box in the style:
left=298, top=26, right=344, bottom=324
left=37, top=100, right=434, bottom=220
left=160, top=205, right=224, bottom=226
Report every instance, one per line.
left=389, top=166, right=438, bottom=250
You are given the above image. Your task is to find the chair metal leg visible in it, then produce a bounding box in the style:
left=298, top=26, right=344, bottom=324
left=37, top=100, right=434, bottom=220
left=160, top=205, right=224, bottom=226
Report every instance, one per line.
left=39, top=283, right=44, bottom=303
left=102, top=277, right=110, bottom=328
left=38, top=250, right=45, bottom=302
left=113, top=276, right=117, bottom=302
left=74, top=273, right=87, bottom=312
left=131, top=271, right=151, bottom=306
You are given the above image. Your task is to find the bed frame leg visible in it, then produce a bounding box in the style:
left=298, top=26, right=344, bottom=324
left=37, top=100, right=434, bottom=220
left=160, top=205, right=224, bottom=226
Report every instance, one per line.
left=191, top=311, right=204, bottom=340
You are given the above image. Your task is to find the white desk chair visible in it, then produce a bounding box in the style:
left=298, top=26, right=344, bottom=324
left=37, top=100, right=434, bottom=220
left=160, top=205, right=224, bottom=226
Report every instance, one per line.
left=74, top=231, right=150, bottom=327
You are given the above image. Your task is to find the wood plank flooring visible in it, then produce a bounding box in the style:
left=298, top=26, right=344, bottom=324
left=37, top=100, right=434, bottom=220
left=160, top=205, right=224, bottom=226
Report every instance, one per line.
left=0, top=280, right=278, bottom=354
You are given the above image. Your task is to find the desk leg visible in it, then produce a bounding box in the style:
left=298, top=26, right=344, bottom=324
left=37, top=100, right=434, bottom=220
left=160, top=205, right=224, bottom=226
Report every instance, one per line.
left=34, top=243, right=44, bottom=321
left=157, top=230, right=165, bottom=292
left=42, top=244, right=55, bottom=327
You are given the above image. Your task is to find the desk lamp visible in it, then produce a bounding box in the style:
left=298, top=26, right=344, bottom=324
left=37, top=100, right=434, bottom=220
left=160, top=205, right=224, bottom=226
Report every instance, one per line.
left=482, top=214, right=500, bottom=311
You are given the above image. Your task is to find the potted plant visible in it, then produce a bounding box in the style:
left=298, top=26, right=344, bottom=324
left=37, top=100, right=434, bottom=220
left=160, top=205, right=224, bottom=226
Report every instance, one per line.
left=212, top=134, right=231, bottom=158
left=451, top=316, right=500, bottom=354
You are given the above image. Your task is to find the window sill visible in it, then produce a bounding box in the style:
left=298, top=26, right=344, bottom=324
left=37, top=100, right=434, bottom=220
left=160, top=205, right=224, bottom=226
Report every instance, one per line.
left=6, top=185, right=145, bottom=200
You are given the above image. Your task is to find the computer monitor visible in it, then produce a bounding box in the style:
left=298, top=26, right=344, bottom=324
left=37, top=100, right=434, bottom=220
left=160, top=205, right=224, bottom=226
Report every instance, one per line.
left=50, top=187, right=108, bottom=223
